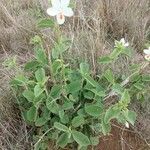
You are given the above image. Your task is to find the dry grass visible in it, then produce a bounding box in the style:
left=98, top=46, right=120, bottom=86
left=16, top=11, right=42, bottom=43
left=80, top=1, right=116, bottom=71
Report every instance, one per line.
left=0, top=0, right=150, bottom=149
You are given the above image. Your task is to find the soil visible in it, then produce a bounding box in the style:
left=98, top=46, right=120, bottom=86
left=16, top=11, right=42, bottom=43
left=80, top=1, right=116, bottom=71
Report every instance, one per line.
left=96, top=125, right=150, bottom=150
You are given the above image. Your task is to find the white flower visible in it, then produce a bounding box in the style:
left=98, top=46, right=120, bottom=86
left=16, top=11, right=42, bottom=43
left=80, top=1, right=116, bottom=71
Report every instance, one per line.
left=143, top=47, right=150, bottom=61
left=47, top=0, right=74, bottom=25
left=120, top=38, right=129, bottom=47
left=125, top=121, right=129, bottom=128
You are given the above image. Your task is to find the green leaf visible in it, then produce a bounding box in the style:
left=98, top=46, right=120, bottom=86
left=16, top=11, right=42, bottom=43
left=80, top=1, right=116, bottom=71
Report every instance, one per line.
left=59, top=110, right=65, bottom=119
left=104, top=106, right=121, bottom=124
left=52, top=38, right=70, bottom=59
left=60, top=114, right=69, bottom=124
left=66, top=81, right=82, bottom=93
left=54, top=122, right=69, bottom=132
left=83, top=74, right=99, bottom=88
left=35, top=68, right=45, bottom=82
left=85, top=104, right=103, bottom=117
left=23, top=90, right=34, bottom=102
left=72, top=116, right=85, bottom=128
left=50, top=85, right=62, bottom=99
left=34, top=85, right=44, bottom=97
left=103, top=69, right=115, bottom=84
left=62, top=101, right=74, bottom=110
left=110, top=48, right=121, bottom=59
left=27, top=106, right=37, bottom=122
left=30, top=35, right=42, bottom=45
left=83, top=91, right=94, bottom=99
left=56, top=133, right=70, bottom=148
left=46, top=100, right=60, bottom=114
left=11, top=75, right=28, bottom=86
left=24, top=60, right=40, bottom=71
left=99, top=56, right=112, bottom=64
left=130, top=73, right=141, bottom=82
left=90, top=89, right=105, bottom=97
left=125, top=111, right=137, bottom=126
left=112, top=84, right=124, bottom=94
left=129, top=64, right=140, bottom=72
left=90, top=136, right=99, bottom=146
left=134, top=82, right=145, bottom=90
left=72, top=130, right=91, bottom=146
left=142, top=75, right=150, bottom=81
left=122, top=48, right=132, bottom=57
left=80, top=62, right=90, bottom=74
left=120, top=90, right=130, bottom=104
left=52, top=59, right=62, bottom=75
left=90, top=123, right=101, bottom=133
left=77, top=109, right=86, bottom=117
left=35, top=48, right=48, bottom=65
left=42, top=106, right=51, bottom=120
left=35, top=117, right=47, bottom=127
left=116, top=113, right=126, bottom=124
left=38, top=18, right=54, bottom=28
left=101, top=121, right=111, bottom=135
left=78, top=146, right=88, bottom=150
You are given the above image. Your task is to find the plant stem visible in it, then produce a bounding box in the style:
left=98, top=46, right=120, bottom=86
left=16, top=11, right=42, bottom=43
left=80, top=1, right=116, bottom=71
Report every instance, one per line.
left=34, top=128, right=53, bottom=149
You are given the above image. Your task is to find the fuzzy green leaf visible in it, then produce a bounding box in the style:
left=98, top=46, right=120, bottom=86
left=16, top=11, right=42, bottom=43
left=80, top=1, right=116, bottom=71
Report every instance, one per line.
left=72, top=116, right=85, bottom=128
left=103, top=69, right=115, bottom=84
left=35, top=117, right=47, bottom=127
left=80, top=62, right=90, bottom=74
left=83, top=74, right=99, bottom=88
left=46, top=100, right=60, bottom=114
left=24, top=60, right=40, bottom=71
left=50, top=85, right=62, bottom=99
left=104, top=106, right=121, bottom=124
left=85, top=104, right=103, bottom=117
left=27, top=106, right=37, bottom=122
left=90, top=136, right=99, bottom=146
left=72, top=130, right=91, bottom=146
left=34, top=85, right=44, bottom=97
left=142, top=75, right=150, bottom=81
left=125, top=111, right=137, bottom=126
left=101, top=121, right=111, bottom=135
left=120, top=90, right=130, bottom=104
left=35, top=48, right=48, bottom=65
left=35, top=68, right=45, bottom=82
left=66, top=81, right=82, bottom=93
left=23, top=90, right=34, bottom=102
left=52, top=59, right=62, bottom=75
left=54, top=122, right=69, bottom=132
left=38, top=18, right=54, bottom=28
left=56, top=132, right=70, bottom=148
left=99, top=56, right=112, bottom=64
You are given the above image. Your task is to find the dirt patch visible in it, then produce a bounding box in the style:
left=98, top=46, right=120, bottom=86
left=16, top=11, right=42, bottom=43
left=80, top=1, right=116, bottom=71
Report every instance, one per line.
left=96, top=125, right=149, bottom=150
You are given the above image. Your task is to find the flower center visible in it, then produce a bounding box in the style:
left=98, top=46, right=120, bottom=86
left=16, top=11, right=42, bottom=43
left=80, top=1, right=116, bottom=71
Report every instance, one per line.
left=59, top=12, right=64, bottom=20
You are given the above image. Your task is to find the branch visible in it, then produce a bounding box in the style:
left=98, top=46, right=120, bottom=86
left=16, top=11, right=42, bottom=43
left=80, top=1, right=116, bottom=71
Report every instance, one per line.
left=104, top=62, right=149, bottom=106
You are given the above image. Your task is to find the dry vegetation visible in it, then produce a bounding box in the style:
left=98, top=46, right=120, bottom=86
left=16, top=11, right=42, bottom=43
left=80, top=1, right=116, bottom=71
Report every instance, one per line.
left=0, top=0, right=150, bottom=149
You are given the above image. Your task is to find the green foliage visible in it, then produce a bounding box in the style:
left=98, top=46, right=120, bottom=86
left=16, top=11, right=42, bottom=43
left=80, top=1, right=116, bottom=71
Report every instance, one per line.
left=85, top=104, right=103, bottom=117
left=37, top=18, right=54, bottom=28
left=11, top=35, right=148, bottom=150
left=72, top=130, right=91, bottom=146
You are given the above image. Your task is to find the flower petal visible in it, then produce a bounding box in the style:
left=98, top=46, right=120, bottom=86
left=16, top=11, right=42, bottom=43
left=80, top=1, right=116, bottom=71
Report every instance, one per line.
left=143, top=49, right=150, bottom=55
left=124, top=42, right=129, bottom=47
left=51, top=0, right=61, bottom=9
left=125, top=122, right=129, bottom=128
left=47, top=7, right=59, bottom=16
left=63, top=7, right=74, bottom=17
left=120, top=38, right=125, bottom=44
left=56, top=13, right=65, bottom=25
left=61, top=0, right=70, bottom=7
left=145, top=55, right=150, bottom=61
